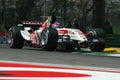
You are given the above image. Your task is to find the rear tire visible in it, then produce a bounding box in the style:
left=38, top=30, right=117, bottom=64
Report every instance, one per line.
left=8, top=27, right=25, bottom=49
left=41, top=27, right=58, bottom=51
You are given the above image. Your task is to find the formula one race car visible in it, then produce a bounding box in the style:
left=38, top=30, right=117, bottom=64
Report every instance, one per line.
left=7, top=16, right=106, bottom=52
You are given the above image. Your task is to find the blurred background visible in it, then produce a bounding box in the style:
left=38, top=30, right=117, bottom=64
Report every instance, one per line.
left=0, top=0, right=120, bottom=34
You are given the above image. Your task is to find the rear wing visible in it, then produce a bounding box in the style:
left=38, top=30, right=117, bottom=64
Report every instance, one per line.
left=17, top=21, right=42, bottom=27
left=17, top=21, right=42, bottom=30
left=17, top=15, right=56, bottom=29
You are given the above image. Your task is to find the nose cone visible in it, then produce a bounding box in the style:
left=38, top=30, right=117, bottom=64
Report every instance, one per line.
left=79, top=35, right=87, bottom=42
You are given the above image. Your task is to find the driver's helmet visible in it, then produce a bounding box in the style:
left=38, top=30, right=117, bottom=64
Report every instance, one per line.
left=52, top=22, right=60, bottom=28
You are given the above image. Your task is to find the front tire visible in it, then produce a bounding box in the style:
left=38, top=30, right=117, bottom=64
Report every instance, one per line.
left=8, top=27, right=25, bottom=48
left=90, top=41, right=105, bottom=52
left=89, top=28, right=106, bottom=52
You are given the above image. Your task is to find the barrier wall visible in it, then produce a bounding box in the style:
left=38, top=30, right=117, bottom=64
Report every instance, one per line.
left=0, top=32, right=8, bottom=44
left=106, top=34, right=120, bottom=47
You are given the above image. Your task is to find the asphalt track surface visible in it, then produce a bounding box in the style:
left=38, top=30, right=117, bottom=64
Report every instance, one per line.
left=0, top=44, right=120, bottom=70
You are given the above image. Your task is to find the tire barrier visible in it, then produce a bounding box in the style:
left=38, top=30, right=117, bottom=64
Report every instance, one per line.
left=0, top=32, right=8, bottom=44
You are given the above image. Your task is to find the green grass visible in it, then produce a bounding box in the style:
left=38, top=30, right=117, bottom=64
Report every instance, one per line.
left=113, top=27, right=120, bottom=34
left=0, top=24, right=7, bottom=32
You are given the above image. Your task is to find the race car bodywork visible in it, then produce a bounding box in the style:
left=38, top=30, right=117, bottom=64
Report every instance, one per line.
left=7, top=16, right=106, bottom=52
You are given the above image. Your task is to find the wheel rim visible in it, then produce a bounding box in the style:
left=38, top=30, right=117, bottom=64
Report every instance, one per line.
left=41, top=30, right=49, bottom=46
left=8, top=31, right=13, bottom=46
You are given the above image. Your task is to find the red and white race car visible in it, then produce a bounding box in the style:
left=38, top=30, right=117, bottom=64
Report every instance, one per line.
left=7, top=16, right=106, bottom=52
